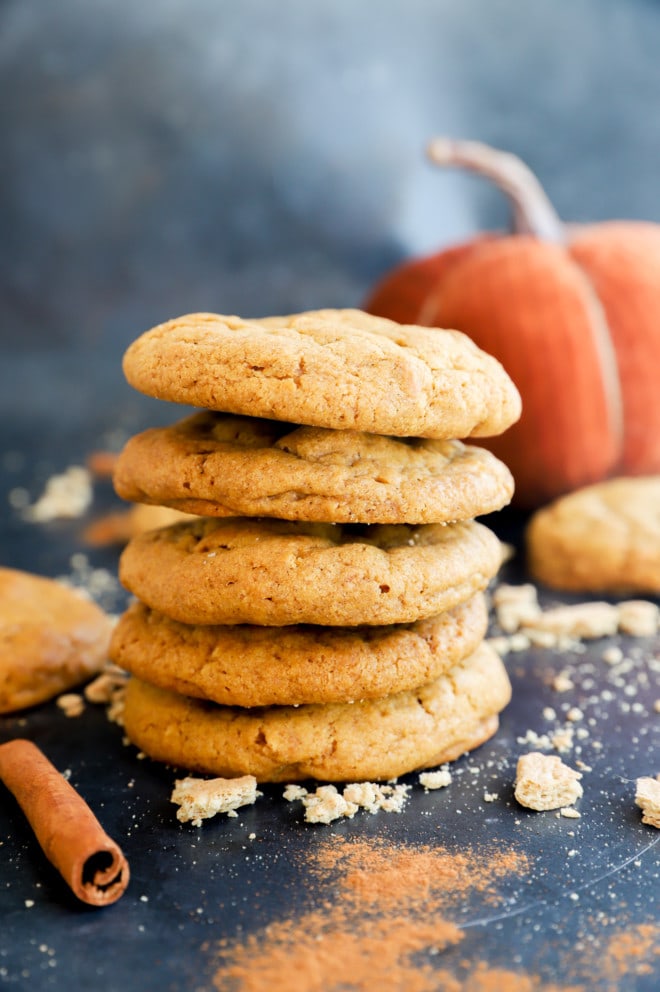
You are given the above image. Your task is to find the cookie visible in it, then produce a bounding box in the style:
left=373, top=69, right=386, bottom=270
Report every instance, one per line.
left=113, top=412, right=514, bottom=525
left=0, top=567, right=113, bottom=714
left=121, top=641, right=512, bottom=782
left=526, top=476, right=660, bottom=593
left=118, top=517, right=503, bottom=626
left=122, top=309, right=521, bottom=440
left=84, top=503, right=194, bottom=547
left=109, top=593, right=488, bottom=707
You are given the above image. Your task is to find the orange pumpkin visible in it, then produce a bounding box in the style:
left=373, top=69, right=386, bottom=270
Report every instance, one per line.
left=364, top=139, right=660, bottom=507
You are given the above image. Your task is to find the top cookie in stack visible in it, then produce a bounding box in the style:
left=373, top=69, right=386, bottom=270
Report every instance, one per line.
left=112, top=309, right=521, bottom=782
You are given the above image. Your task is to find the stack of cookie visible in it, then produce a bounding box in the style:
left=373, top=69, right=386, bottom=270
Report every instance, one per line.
left=110, top=309, right=521, bottom=783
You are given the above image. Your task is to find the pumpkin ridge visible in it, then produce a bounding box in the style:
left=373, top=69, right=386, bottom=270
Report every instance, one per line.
left=365, top=237, right=492, bottom=326
left=410, top=238, right=621, bottom=504
left=567, top=253, right=625, bottom=467
left=416, top=238, right=502, bottom=327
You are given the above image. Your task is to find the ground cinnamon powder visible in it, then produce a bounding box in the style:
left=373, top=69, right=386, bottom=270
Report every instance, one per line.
left=307, top=835, right=525, bottom=913
left=211, top=835, right=580, bottom=992
left=552, top=920, right=660, bottom=991
left=596, top=924, right=660, bottom=985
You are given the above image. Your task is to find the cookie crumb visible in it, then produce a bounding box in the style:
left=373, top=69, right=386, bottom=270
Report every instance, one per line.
left=617, top=600, right=659, bottom=637
left=22, top=466, right=93, bottom=522
left=514, top=752, right=583, bottom=811
left=418, top=769, right=452, bottom=791
left=487, top=631, right=532, bottom=655
left=483, top=791, right=498, bottom=803
left=286, top=781, right=411, bottom=824
left=517, top=728, right=552, bottom=750
left=300, top=785, right=358, bottom=824
left=171, top=775, right=261, bottom=826
left=523, top=602, right=619, bottom=640
left=552, top=672, right=575, bottom=693
left=343, top=781, right=410, bottom=814
left=492, top=583, right=540, bottom=633
left=602, top=646, right=624, bottom=666
left=635, top=777, right=660, bottom=829
left=550, top=727, right=575, bottom=753
left=560, top=807, right=581, bottom=819
left=105, top=685, right=126, bottom=726
left=84, top=665, right=128, bottom=705
left=283, top=784, right=308, bottom=802
left=56, top=693, right=85, bottom=718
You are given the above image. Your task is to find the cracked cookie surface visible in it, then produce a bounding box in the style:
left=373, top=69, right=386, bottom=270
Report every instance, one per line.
left=109, top=593, right=488, bottom=707
left=121, top=309, right=521, bottom=440
left=121, top=641, right=511, bottom=782
left=114, top=412, right=514, bottom=524
left=118, top=517, right=503, bottom=626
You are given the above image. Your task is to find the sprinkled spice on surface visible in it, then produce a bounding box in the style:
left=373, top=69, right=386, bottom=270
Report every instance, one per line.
left=211, top=835, right=562, bottom=992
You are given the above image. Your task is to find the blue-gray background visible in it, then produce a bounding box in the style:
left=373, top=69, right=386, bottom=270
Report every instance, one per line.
left=2, top=0, right=660, bottom=422
left=1, top=9, right=660, bottom=990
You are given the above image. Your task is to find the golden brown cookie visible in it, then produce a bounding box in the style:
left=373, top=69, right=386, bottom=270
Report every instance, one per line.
left=84, top=503, right=195, bottom=547
left=526, top=476, right=660, bottom=593
left=121, top=641, right=511, bottom=782
left=109, top=593, right=488, bottom=707
left=0, top=567, right=113, bottom=714
left=119, top=517, right=503, bottom=626
left=113, top=412, right=514, bottom=524
left=122, top=309, right=521, bottom=440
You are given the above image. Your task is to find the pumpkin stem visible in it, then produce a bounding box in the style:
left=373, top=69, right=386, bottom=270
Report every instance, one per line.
left=427, top=138, right=565, bottom=243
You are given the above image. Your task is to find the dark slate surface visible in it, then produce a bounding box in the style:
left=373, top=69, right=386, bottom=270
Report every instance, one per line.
left=1, top=2, right=659, bottom=989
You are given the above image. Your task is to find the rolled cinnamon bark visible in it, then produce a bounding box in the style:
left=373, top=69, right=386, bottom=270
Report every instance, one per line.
left=0, top=739, right=129, bottom=906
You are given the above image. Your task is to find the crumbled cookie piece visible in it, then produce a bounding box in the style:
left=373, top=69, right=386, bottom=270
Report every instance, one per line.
left=343, top=781, right=410, bottom=814
left=617, top=600, right=659, bottom=637
left=514, top=752, right=583, bottom=811
left=85, top=665, right=128, bottom=726
left=517, top=728, right=552, bottom=750
left=56, top=693, right=85, bottom=718
left=559, top=807, right=581, bottom=819
left=171, top=774, right=261, bottom=826
left=525, top=628, right=561, bottom=649
left=106, top=685, right=126, bottom=726
left=282, top=784, right=308, bottom=802
left=84, top=665, right=128, bottom=704
left=635, top=776, right=660, bottom=829
left=300, top=785, right=358, bottom=824
left=418, top=769, right=452, bottom=791
left=552, top=671, right=575, bottom=693
left=492, top=583, right=540, bottom=633
left=23, top=466, right=93, bottom=522
left=487, top=632, right=531, bottom=656
left=550, top=726, right=575, bottom=753
left=284, top=781, right=411, bottom=823
left=522, top=602, right=619, bottom=640
left=602, top=645, right=624, bottom=665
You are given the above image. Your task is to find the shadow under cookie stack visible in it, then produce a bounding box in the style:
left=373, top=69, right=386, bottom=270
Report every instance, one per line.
left=110, top=309, right=521, bottom=784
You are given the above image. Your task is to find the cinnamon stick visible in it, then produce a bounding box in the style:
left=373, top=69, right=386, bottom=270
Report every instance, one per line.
left=0, top=739, right=129, bottom=906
